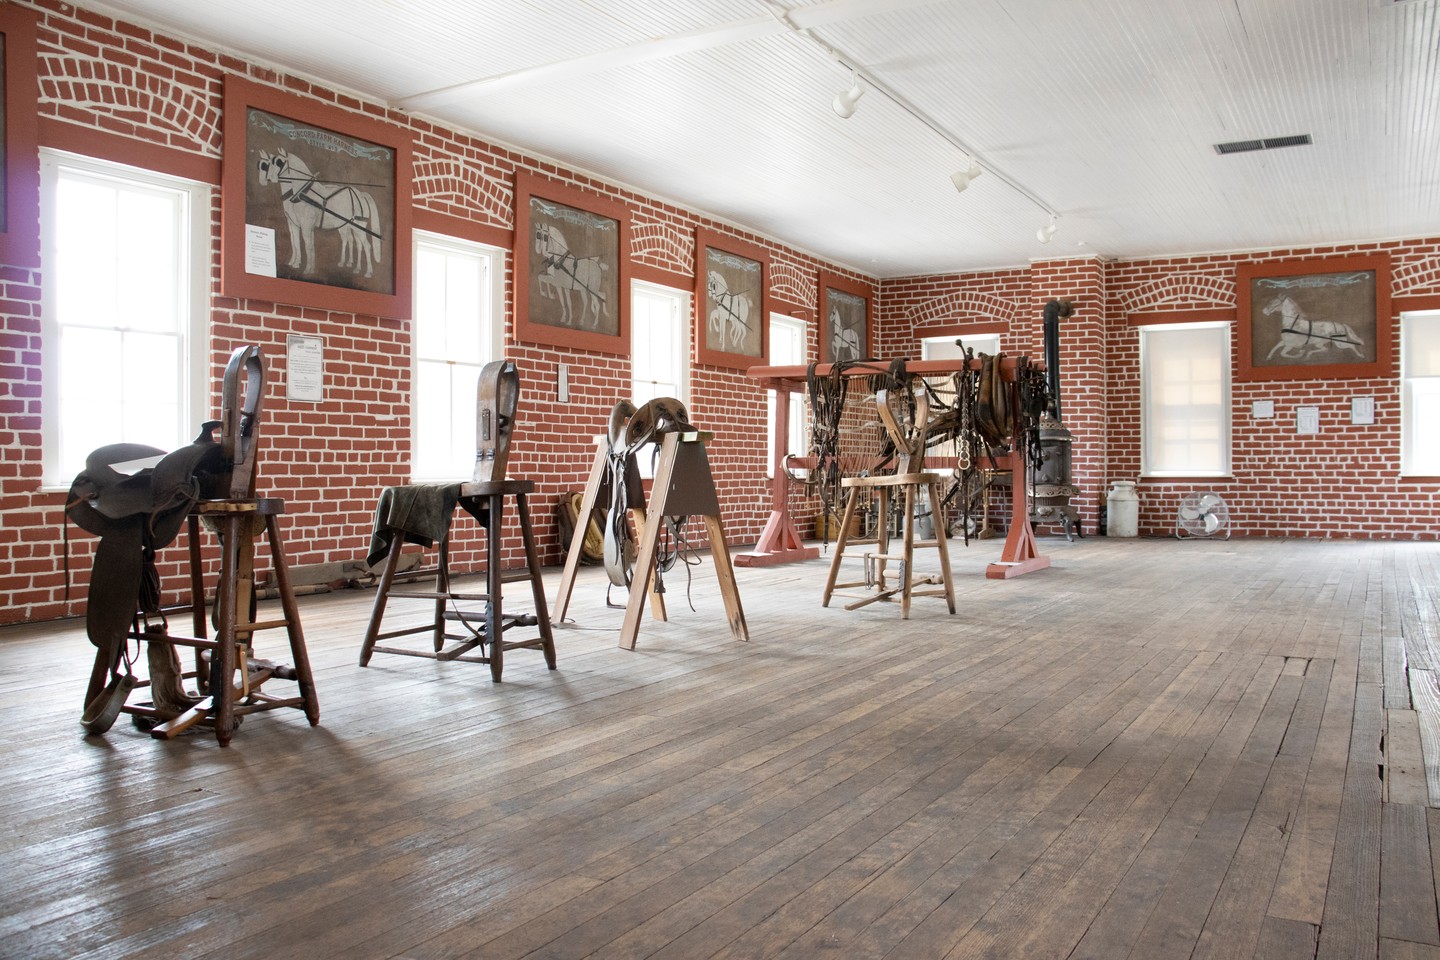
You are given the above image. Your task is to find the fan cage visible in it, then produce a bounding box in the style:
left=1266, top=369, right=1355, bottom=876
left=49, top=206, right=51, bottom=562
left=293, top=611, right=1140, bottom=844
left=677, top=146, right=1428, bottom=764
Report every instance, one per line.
left=1175, top=491, right=1232, bottom=540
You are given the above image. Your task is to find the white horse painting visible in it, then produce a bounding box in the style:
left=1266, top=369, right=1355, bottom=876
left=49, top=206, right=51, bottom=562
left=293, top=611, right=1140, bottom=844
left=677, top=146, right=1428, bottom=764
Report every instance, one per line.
left=1263, top=294, right=1364, bottom=360
left=534, top=224, right=609, bottom=328
left=255, top=149, right=382, bottom=278
left=706, top=270, right=754, bottom=351
left=829, top=305, right=862, bottom=361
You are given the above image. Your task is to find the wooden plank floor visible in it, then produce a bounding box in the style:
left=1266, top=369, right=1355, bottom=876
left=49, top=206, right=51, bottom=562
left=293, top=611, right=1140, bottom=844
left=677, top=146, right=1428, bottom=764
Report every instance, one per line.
left=3, top=536, right=1440, bottom=959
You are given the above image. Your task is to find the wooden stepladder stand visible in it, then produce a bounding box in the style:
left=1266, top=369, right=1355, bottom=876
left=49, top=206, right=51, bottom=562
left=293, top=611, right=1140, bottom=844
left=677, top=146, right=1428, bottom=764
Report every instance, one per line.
left=555, top=430, right=748, bottom=650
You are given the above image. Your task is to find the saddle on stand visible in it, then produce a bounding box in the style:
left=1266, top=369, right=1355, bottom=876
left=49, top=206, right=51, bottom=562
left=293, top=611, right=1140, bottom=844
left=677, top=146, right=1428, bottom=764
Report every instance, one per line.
left=359, top=360, right=556, bottom=680
left=69, top=345, right=320, bottom=745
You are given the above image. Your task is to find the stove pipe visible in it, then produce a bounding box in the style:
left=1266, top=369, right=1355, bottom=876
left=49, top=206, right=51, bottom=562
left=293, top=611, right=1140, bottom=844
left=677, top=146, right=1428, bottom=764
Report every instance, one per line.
left=1043, top=299, right=1072, bottom=420
left=1035, top=299, right=1080, bottom=538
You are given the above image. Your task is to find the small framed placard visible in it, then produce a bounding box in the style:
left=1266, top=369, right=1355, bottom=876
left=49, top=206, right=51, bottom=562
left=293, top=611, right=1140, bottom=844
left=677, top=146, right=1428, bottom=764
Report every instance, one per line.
left=1350, top=396, right=1375, bottom=425
left=1252, top=400, right=1275, bottom=419
left=1296, top=406, right=1320, bottom=435
left=286, top=334, right=325, bottom=402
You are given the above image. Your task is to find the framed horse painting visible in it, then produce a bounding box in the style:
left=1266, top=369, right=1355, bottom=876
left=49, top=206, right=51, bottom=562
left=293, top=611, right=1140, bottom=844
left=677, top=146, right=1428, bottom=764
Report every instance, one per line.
left=695, top=228, right=769, bottom=370
left=221, top=76, right=412, bottom=318
left=820, top=272, right=873, bottom=364
left=513, top=171, right=631, bottom=356
left=0, top=4, right=39, bottom=268
left=1236, top=253, right=1391, bottom=381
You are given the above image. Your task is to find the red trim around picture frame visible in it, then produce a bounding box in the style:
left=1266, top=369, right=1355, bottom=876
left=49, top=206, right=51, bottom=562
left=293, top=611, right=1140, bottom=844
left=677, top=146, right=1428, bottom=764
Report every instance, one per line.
left=818, top=271, right=874, bottom=363
left=694, top=227, right=770, bottom=370
left=0, top=5, right=39, bottom=268
left=1236, top=253, right=1391, bottom=381
left=221, top=75, right=413, bottom=319
left=512, top=170, right=631, bottom=356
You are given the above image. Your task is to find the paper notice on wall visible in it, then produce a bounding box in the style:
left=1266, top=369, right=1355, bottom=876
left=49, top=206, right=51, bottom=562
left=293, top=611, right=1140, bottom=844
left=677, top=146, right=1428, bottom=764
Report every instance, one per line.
left=287, top=334, right=324, bottom=402
left=245, top=224, right=277, bottom=277
left=1296, top=406, right=1320, bottom=435
left=1351, top=396, right=1376, bottom=425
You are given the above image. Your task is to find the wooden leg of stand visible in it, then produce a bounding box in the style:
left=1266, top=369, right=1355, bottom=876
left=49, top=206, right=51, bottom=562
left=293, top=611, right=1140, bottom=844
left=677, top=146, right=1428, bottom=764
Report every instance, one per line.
left=554, top=436, right=608, bottom=621
left=930, top=481, right=957, bottom=613
left=703, top=514, right=748, bottom=642
left=486, top=493, right=504, bottom=682
left=631, top=507, right=667, bottom=623
left=212, top=515, right=240, bottom=747
left=900, top=483, right=916, bottom=620
left=265, top=514, right=320, bottom=725
left=187, top=514, right=208, bottom=692
left=359, top=535, right=405, bottom=666
left=822, top=489, right=862, bottom=607
left=516, top=493, right=558, bottom=669
left=434, top=536, right=450, bottom=653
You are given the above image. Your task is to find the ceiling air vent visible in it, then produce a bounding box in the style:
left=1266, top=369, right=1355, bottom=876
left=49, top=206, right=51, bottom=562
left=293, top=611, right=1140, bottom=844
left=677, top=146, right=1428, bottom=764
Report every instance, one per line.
left=1214, top=134, right=1312, bottom=155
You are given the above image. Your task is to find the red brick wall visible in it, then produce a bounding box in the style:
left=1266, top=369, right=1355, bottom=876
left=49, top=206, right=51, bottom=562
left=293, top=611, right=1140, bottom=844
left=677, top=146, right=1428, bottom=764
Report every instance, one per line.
left=4, top=2, right=1438, bottom=627
left=0, top=0, right=864, bottom=624
left=880, top=242, right=1440, bottom=541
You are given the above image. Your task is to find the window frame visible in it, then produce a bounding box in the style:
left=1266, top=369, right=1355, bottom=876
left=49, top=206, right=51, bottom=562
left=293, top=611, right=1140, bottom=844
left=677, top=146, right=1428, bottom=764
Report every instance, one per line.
left=630, top=279, right=691, bottom=407
left=409, top=229, right=505, bottom=482
left=1139, top=320, right=1233, bottom=478
left=38, top=148, right=209, bottom=489
left=767, top=312, right=808, bottom=478
left=1401, top=310, right=1440, bottom=477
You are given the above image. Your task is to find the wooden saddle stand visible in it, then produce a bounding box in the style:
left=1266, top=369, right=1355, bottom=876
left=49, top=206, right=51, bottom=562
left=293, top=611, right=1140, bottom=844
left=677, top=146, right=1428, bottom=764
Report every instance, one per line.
left=72, top=345, right=320, bottom=747
left=358, top=360, right=556, bottom=681
left=822, top=384, right=956, bottom=618
left=554, top=399, right=747, bottom=651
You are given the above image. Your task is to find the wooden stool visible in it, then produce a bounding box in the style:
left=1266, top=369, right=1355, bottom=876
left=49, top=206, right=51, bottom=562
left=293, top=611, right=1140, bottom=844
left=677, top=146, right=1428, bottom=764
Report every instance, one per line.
left=358, top=479, right=556, bottom=681
left=115, top=497, right=321, bottom=746
left=821, top=472, right=956, bottom=618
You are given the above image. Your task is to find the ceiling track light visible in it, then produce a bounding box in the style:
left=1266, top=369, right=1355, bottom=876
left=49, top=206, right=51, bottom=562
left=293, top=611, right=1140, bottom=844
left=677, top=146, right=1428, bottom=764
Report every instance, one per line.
left=1036, top=216, right=1059, bottom=243
left=950, top=159, right=983, bottom=192
left=832, top=74, right=864, bottom=118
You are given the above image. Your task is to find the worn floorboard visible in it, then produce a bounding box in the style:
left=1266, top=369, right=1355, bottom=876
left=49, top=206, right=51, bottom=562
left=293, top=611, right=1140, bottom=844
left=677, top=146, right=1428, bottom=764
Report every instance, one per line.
left=2, top=536, right=1439, bottom=959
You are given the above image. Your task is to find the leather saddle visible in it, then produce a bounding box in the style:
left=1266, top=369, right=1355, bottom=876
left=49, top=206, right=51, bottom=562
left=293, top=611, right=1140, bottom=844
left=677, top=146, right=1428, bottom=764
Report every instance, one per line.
left=68, top=346, right=265, bottom=729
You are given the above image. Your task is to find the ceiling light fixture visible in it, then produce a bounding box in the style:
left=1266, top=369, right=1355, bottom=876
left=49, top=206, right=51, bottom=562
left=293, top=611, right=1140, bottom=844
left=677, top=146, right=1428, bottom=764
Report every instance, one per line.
left=1036, top=216, right=1059, bottom=243
left=950, top=159, right=983, bottom=192
left=832, top=74, right=864, bottom=118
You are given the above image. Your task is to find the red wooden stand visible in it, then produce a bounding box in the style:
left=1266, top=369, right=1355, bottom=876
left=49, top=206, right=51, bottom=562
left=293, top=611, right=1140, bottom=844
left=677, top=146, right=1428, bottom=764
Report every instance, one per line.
left=744, top=359, right=1050, bottom=580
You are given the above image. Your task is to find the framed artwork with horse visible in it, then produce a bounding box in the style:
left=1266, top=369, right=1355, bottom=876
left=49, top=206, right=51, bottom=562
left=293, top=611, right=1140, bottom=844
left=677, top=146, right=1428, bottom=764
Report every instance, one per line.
left=221, top=76, right=413, bottom=319
left=819, top=272, right=873, bottom=363
left=695, top=228, right=770, bottom=370
left=0, top=4, right=39, bottom=268
left=1236, top=253, right=1391, bottom=381
left=513, top=171, right=631, bottom=356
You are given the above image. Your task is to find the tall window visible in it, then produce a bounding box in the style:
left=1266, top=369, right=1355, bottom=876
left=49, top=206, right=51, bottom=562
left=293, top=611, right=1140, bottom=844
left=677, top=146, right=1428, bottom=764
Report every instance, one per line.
left=920, top=333, right=999, bottom=461
left=1140, top=321, right=1231, bottom=476
left=767, top=314, right=808, bottom=476
left=921, top=332, right=1000, bottom=362
left=631, top=281, right=689, bottom=404
left=411, top=232, right=502, bottom=480
left=40, top=151, right=208, bottom=487
left=631, top=281, right=689, bottom=477
left=1402, top=311, right=1440, bottom=475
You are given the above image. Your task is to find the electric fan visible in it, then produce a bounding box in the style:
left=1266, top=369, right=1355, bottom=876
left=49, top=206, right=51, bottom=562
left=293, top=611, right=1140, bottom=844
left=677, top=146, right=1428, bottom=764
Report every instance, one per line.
left=1175, top=491, right=1231, bottom=540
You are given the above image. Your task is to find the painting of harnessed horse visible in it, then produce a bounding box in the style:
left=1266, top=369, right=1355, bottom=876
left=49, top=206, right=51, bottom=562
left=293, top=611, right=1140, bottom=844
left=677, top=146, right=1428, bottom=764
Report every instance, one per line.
left=245, top=107, right=395, bottom=294
left=824, top=285, right=868, bottom=363
left=1250, top=269, right=1377, bottom=368
left=702, top=246, right=764, bottom=359
left=526, top=196, right=620, bottom=337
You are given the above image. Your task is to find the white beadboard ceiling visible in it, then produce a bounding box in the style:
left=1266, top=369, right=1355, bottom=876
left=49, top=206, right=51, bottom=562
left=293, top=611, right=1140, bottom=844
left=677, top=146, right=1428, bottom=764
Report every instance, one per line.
left=85, top=0, right=1440, bottom=278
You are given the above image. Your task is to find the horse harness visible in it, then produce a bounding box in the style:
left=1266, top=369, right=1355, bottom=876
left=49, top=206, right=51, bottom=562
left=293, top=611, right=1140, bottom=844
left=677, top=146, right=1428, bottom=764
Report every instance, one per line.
left=599, top=397, right=694, bottom=600
left=277, top=164, right=381, bottom=240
